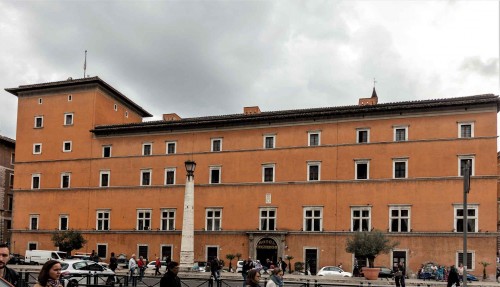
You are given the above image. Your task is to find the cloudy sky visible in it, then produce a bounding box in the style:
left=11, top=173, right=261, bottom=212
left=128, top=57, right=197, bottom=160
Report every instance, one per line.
left=0, top=0, right=498, bottom=141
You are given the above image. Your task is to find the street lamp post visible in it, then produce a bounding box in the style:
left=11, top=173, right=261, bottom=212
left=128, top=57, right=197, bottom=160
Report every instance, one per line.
left=462, top=161, right=471, bottom=287
left=179, top=160, right=196, bottom=271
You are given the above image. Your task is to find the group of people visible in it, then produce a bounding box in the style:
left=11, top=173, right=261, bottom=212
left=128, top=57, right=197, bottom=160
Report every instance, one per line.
left=417, top=263, right=464, bottom=286
left=241, top=257, right=287, bottom=287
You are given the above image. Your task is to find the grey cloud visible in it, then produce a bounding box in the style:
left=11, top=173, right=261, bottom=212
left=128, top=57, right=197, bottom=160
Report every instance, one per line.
left=460, top=57, right=499, bottom=77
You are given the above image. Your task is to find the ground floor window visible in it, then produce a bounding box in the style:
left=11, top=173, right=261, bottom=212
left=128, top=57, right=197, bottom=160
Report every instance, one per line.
left=457, top=251, right=474, bottom=270
left=97, top=244, right=107, bottom=259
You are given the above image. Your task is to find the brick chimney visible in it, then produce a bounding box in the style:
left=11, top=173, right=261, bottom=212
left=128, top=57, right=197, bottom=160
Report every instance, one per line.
left=244, top=106, right=261, bottom=114
left=163, top=113, right=181, bottom=121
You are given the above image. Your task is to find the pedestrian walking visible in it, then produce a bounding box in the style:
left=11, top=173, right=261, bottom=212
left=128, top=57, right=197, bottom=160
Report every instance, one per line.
left=155, top=257, right=162, bottom=276
left=277, top=257, right=287, bottom=274
left=210, top=257, right=221, bottom=281
left=34, top=260, right=63, bottom=287
left=395, top=262, right=406, bottom=287
left=447, top=265, right=460, bottom=287
left=160, top=261, right=181, bottom=287
left=265, top=268, right=283, bottom=287
left=242, top=257, right=254, bottom=287
left=129, top=254, right=138, bottom=286
left=137, top=256, right=145, bottom=280
left=246, top=269, right=261, bottom=287
left=109, top=252, right=118, bottom=272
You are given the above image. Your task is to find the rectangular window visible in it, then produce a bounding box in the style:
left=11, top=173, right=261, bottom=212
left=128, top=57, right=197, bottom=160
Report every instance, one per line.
left=97, top=244, right=107, bottom=259
left=161, top=209, right=176, bottom=231
left=210, top=166, right=221, bottom=184
left=38, top=98, right=42, bottom=104
left=454, top=205, right=478, bottom=232
left=459, top=156, right=475, bottom=176
left=10, top=153, right=14, bottom=165
left=166, top=141, right=176, bottom=154
left=68, top=94, right=72, bottom=101
left=59, top=215, right=69, bottom=231
left=356, top=128, right=370, bottom=143
left=33, top=143, right=42, bottom=154
left=63, top=141, right=72, bottom=152
left=206, top=208, right=222, bottom=231
left=351, top=207, right=371, bottom=231
left=100, top=171, right=110, bottom=187
left=137, top=210, right=152, bottom=230
left=262, top=164, right=275, bottom=182
left=393, top=159, right=408, bottom=179
left=30, top=215, right=39, bottom=230
left=7, top=196, right=12, bottom=211
left=141, top=169, right=152, bottom=186
left=458, top=122, right=474, bottom=138
left=307, top=162, right=320, bottom=181
left=303, top=207, right=322, bottom=231
left=260, top=208, right=276, bottom=231
left=211, top=138, right=222, bottom=152
left=355, top=160, right=369, bottom=180
left=32, top=174, right=41, bottom=189
left=61, top=173, right=71, bottom=188
left=308, top=131, right=320, bottom=146
left=102, top=146, right=112, bottom=158
left=457, top=252, right=474, bottom=270
left=9, top=174, right=13, bottom=188
left=389, top=206, right=410, bottom=232
left=165, top=168, right=176, bottom=185
left=264, top=135, right=276, bottom=149
left=34, top=116, right=43, bottom=128
left=394, top=126, right=408, bottom=142
left=28, top=242, right=38, bottom=251
left=138, top=245, right=148, bottom=260
left=96, top=210, right=110, bottom=231
left=143, top=143, right=152, bottom=156
left=64, top=113, right=74, bottom=125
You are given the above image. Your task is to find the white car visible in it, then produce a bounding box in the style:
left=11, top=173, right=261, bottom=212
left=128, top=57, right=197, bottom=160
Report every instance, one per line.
left=236, top=260, right=243, bottom=273
left=59, top=259, right=115, bottom=287
left=317, top=266, right=352, bottom=277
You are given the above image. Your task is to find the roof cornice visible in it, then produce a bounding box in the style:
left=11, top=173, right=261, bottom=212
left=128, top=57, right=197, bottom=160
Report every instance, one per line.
left=5, top=76, right=152, bottom=117
left=91, top=94, right=499, bottom=136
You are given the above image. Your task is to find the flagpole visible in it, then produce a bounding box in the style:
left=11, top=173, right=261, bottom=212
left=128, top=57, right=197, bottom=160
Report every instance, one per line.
left=84, top=50, right=87, bottom=78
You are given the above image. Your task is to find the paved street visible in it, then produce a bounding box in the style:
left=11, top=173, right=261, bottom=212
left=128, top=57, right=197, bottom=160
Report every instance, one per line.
left=11, top=265, right=500, bottom=287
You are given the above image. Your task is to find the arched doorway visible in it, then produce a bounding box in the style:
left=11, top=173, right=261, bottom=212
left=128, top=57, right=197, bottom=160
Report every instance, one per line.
left=256, top=238, right=278, bottom=265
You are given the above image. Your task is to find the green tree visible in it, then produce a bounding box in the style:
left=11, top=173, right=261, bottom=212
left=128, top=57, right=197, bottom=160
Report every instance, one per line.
left=51, top=230, right=87, bottom=254
left=235, top=253, right=242, bottom=261
left=345, top=230, right=398, bottom=267
left=226, top=254, right=236, bottom=272
left=285, top=255, right=294, bottom=274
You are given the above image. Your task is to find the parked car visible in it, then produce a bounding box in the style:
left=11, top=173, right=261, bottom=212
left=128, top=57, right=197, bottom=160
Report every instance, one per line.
left=8, top=254, right=25, bottom=265
left=466, top=273, right=478, bottom=281
left=317, top=266, right=352, bottom=277
left=375, top=266, right=394, bottom=278
left=59, top=259, right=115, bottom=287
left=146, top=260, right=167, bottom=272
left=236, top=260, right=243, bottom=273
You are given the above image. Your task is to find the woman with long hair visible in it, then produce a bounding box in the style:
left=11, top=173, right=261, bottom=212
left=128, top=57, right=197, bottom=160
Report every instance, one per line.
left=35, top=260, right=63, bottom=287
left=266, top=268, right=283, bottom=287
left=246, top=269, right=262, bottom=287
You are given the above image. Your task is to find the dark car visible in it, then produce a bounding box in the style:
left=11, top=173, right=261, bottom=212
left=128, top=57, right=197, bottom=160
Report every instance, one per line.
left=8, top=254, right=25, bottom=265
left=376, top=266, right=394, bottom=278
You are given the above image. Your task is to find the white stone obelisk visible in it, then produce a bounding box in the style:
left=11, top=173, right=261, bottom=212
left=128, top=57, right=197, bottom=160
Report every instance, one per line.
left=179, top=171, right=195, bottom=271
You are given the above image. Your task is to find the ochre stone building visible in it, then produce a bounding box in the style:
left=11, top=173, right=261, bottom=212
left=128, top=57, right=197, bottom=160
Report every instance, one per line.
left=5, top=77, right=499, bottom=277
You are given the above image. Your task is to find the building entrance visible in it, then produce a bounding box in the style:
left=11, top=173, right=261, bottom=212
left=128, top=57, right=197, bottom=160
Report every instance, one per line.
left=392, top=251, right=407, bottom=272
left=256, top=238, right=278, bottom=266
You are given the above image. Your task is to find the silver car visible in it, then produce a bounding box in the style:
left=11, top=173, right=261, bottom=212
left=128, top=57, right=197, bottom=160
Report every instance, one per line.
left=59, top=259, right=115, bottom=287
left=317, top=266, right=352, bottom=277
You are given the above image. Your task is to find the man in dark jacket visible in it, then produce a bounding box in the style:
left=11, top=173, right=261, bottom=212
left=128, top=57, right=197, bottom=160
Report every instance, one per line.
left=0, top=243, right=19, bottom=287
left=160, top=261, right=181, bottom=287
left=447, top=265, right=460, bottom=287
left=241, top=257, right=254, bottom=287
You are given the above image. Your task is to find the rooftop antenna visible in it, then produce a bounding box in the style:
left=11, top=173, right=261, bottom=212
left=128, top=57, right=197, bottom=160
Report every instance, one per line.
left=84, top=50, right=87, bottom=78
